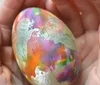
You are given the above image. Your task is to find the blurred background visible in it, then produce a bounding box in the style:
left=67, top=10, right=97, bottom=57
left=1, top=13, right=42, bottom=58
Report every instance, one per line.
left=0, top=0, right=3, bottom=7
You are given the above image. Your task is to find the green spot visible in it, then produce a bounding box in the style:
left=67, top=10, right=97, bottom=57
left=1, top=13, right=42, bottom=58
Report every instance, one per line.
left=39, top=62, right=46, bottom=70
left=67, top=58, right=71, bottom=63
left=40, top=62, right=44, bottom=67
left=57, top=60, right=67, bottom=67
left=34, top=8, right=40, bottom=16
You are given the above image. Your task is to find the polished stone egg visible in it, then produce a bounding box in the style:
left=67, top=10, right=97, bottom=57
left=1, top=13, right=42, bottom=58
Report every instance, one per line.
left=12, top=8, right=81, bottom=85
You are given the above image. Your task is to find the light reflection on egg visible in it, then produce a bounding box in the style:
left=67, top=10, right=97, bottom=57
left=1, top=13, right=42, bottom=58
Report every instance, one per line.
left=12, top=8, right=81, bottom=85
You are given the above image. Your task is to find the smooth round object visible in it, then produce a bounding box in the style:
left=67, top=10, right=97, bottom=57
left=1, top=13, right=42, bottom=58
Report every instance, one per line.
left=12, top=8, right=81, bottom=85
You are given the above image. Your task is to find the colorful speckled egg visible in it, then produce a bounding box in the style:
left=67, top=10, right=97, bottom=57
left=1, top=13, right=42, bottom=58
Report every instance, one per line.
left=12, top=8, right=81, bottom=85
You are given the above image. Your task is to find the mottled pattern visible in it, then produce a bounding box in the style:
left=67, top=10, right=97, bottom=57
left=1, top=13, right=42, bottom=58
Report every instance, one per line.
left=12, top=8, right=81, bottom=85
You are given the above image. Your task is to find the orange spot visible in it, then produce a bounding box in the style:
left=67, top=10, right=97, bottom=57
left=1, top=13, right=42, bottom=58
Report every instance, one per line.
left=24, top=45, right=42, bottom=79
left=58, top=45, right=67, bottom=60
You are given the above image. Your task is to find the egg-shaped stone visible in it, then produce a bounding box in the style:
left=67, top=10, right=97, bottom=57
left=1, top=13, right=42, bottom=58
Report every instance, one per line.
left=12, top=8, right=81, bottom=85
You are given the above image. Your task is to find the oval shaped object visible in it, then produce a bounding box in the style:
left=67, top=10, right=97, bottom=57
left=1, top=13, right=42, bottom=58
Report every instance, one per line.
left=12, top=8, right=81, bottom=85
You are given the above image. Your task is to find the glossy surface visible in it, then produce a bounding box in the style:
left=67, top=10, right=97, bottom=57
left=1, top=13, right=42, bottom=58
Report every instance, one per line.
left=12, top=8, right=81, bottom=85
